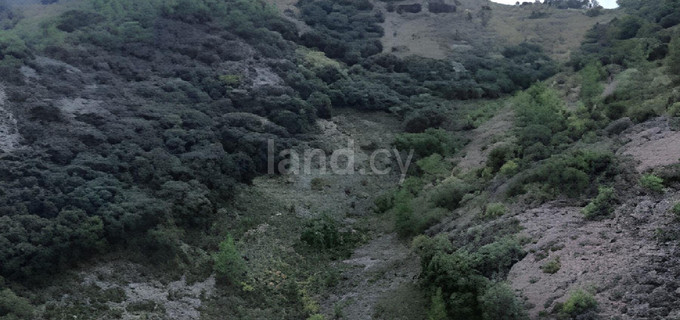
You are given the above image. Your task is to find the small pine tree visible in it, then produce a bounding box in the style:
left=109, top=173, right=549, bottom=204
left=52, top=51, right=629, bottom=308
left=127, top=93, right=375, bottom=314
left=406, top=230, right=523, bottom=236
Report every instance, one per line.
left=213, top=235, right=246, bottom=284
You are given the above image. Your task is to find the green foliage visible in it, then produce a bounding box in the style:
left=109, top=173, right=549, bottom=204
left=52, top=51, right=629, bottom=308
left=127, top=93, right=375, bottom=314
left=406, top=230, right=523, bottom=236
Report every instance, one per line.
left=672, top=203, right=680, bottom=219
left=213, top=235, right=247, bottom=284
left=579, top=61, right=604, bottom=107
left=473, top=237, right=526, bottom=278
left=300, top=215, right=342, bottom=250
left=393, top=129, right=457, bottom=158
left=582, top=187, right=617, bottom=220
left=487, top=145, right=517, bottom=173
left=0, top=288, right=34, bottom=320
left=430, top=180, right=471, bottom=210
left=478, top=282, right=528, bottom=320
left=219, top=74, right=241, bottom=87
left=513, top=84, right=567, bottom=154
left=517, top=150, right=616, bottom=198
left=56, top=10, right=105, bottom=32
left=427, top=288, right=447, bottom=320
left=541, top=257, right=561, bottom=274
left=417, top=154, right=452, bottom=178
left=374, top=192, right=395, bottom=214
left=640, top=174, right=664, bottom=192
left=499, top=161, right=519, bottom=176
left=297, top=0, right=383, bottom=64
left=484, top=203, right=506, bottom=219
left=668, top=36, right=680, bottom=76
left=404, top=109, right=446, bottom=133
left=307, top=92, right=332, bottom=119
left=0, top=33, right=31, bottom=64
left=559, top=289, right=598, bottom=317
left=414, top=235, right=526, bottom=320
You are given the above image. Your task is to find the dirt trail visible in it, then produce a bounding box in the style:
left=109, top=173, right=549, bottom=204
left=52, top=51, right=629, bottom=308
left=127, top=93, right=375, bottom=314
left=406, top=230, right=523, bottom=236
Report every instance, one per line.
left=245, top=109, right=420, bottom=319
left=322, top=234, right=420, bottom=319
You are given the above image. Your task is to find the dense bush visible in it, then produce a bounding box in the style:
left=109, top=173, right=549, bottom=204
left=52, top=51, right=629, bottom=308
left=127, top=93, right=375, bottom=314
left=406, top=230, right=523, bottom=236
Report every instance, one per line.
left=558, top=289, right=598, bottom=318
left=513, top=84, right=567, bottom=151
left=478, top=282, right=528, bottom=320
left=640, top=174, right=664, bottom=192
left=511, top=150, right=617, bottom=198
left=582, top=187, right=617, bottom=220
left=0, top=288, right=34, bottom=320
left=414, top=235, right=527, bottom=320
left=430, top=180, right=471, bottom=210
left=487, top=145, right=518, bottom=173
left=393, top=129, right=458, bottom=158
left=403, top=108, right=446, bottom=133
left=300, top=215, right=342, bottom=250
left=297, top=0, right=383, bottom=64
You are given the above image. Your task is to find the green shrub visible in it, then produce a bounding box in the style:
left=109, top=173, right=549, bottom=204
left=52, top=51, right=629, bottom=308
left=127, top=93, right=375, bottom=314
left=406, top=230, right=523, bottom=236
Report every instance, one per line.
left=513, top=84, right=566, bottom=150
left=499, top=161, right=519, bottom=176
left=579, top=62, right=604, bottom=107
left=307, top=92, right=332, bottom=119
left=528, top=151, right=616, bottom=198
left=219, top=74, right=241, bottom=87
left=0, top=288, right=34, bottom=319
left=581, top=187, right=617, bottom=220
left=560, top=289, right=598, bottom=317
left=213, top=235, right=247, bottom=283
left=672, top=203, right=680, bottom=219
left=478, top=282, right=528, bottom=320
left=57, top=10, right=105, bottom=32
left=487, top=145, right=516, bottom=173
left=427, top=288, right=447, bottom=320
left=541, top=257, right=561, bottom=274
left=403, top=109, right=446, bottom=133
left=415, top=235, right=526, bottom=320
left=393, top=129, right=456, bottom=158
left=430, top=180, right=470, bottom=210
left=640, top=174, right=664, bottom=192
left=374, top=192, right=395, bottom=213
left=394, top=199, right=416, bottom=237
left=417, top=154, right=452, bottom=178
left=300, top=215, right=342, bottom=249
left=484, top=203, right=506, bottom=219
left=473, top=237, right=526, bottom=278
left=669, top=36, right=680, bottom=75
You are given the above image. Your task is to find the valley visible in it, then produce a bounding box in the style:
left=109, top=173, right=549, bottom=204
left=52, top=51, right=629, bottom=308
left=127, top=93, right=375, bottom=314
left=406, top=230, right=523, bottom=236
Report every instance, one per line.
left=1, top=0, right=680, bottom=319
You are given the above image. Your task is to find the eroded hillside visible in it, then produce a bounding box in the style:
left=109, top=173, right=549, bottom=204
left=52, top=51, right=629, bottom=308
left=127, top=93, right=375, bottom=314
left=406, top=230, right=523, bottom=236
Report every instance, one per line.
left=1, top=0, right=680, bottom=319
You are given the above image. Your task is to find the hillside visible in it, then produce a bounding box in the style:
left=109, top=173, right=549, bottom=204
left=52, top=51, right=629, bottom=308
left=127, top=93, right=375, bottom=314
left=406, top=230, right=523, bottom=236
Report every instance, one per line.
left=1, top=0, right=680, bottom=319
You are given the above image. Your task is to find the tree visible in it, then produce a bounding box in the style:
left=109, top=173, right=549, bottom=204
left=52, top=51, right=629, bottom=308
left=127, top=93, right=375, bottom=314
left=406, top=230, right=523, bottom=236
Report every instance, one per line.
left=213, top=235, right=247, bottom=284
left=0, top=288, right=34, bottom=319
